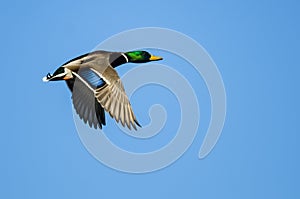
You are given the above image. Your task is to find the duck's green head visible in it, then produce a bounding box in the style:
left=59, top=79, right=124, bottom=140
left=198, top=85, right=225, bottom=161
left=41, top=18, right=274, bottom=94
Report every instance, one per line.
left=125, top=51, right=163, bottom=63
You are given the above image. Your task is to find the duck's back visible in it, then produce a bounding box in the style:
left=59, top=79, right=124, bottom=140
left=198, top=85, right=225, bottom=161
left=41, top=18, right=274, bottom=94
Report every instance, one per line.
left=62, top=50, right=125, bottom=71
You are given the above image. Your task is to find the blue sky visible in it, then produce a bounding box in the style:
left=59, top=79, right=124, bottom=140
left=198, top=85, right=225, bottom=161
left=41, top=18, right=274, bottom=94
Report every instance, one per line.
left=2, top=0, right=300, bottom=198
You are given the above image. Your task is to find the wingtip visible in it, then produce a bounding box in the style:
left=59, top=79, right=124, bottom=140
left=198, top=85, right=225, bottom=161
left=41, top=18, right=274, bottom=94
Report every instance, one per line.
left=129, top=119, right=141, bottom=131
left=134, top=119, right=142, bottom=128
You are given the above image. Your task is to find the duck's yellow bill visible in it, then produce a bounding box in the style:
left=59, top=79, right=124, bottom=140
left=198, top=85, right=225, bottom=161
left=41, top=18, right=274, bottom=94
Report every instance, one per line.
left=149, top=55, right=163, bottom=61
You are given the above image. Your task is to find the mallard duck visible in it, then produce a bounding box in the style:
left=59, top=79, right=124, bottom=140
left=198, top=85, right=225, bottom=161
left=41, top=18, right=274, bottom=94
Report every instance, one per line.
left=43, top=50, right=163, bottom=130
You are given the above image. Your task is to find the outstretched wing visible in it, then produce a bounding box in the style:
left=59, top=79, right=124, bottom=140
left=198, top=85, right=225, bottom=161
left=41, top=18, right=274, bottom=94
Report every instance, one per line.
left=90, top=67, right=141, bottom=130
left=67, top=68, right=106, bottom=129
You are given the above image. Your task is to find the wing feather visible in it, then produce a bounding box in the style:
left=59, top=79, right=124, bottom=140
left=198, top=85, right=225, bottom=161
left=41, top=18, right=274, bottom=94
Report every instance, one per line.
left=94, top=66, right=141, bottom=130
left=69, top=70, right=106, bottom=129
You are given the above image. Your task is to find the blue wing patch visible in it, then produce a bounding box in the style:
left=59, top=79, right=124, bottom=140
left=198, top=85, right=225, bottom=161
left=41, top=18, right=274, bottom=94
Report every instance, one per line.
left=78, top=68, right=105, bottom=89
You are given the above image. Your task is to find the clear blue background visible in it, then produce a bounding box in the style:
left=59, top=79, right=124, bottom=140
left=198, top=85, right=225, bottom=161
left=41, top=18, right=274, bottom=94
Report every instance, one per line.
left=2, top=0, right=299, bottom=198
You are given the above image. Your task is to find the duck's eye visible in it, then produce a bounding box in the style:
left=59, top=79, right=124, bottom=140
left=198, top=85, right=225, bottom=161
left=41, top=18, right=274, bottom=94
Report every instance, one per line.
left=142, top=52, right=151, bottom=59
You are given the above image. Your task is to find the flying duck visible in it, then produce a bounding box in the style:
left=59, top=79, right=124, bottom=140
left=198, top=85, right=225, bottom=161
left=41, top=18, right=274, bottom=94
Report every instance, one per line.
left=43, top=50, right=163, bottom=130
